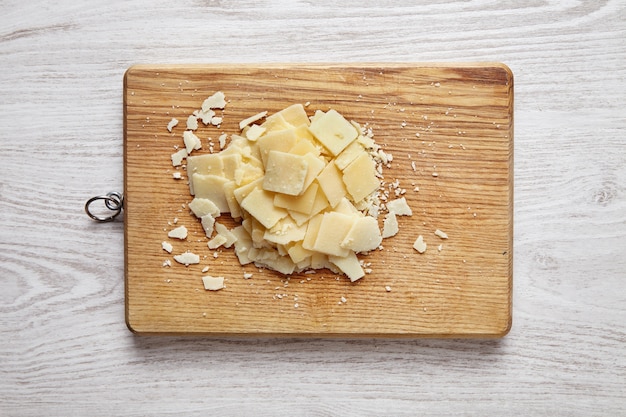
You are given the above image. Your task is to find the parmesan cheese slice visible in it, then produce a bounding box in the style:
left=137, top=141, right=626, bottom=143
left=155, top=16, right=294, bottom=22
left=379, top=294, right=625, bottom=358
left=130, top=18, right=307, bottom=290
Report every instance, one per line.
left=202, top=275, right=225, bottom=291
left=168, top=225, right=188, bottom=240
left=173, top=252, right=200, bottom=265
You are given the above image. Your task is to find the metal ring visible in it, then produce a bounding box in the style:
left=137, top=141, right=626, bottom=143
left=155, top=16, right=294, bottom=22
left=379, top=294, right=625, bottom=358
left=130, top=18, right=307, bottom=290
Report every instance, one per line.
left=85, top=192, right=124, bottom=222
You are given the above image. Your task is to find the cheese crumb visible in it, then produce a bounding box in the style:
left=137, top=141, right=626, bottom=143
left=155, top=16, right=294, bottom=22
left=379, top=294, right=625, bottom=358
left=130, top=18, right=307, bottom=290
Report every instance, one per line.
left=172, top=172, right=182, bottom=179
left=413, top=235, right=427, bottom=253
left=161, top=241, right=173, bottom=253
left=243, top=272, right=253, bottom=279
left=434, top=229, right=448, bottom=239
left=167, top=118, right=179, bottom=132
left=202, top=266, right=209, bottom=273
left=385, top=285, right=392, bottom=292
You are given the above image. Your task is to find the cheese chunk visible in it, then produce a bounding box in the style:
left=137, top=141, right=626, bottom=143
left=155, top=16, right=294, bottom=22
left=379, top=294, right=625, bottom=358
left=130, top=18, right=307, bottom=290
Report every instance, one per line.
left=161, top=241, right=173, bottom=253
left=341, top=216, right=382, bottom=252
left=240, top=188, right=288, bottom=229
left=202, top=275, right=225, bottom=291
left=186, top=115, right=199, bottom=131
left=308, top=109, right=358, bottom=156
left=263, top=217, right=307, bottom=245
left=257, top=128, right=298, bottom=166
left=342, top=152, right=380, bottom=202
left=275, top=103, right=310, bottom=127
left=263, top=151, right=308, bottom=196
left=187, top=154, right=223, bottom=194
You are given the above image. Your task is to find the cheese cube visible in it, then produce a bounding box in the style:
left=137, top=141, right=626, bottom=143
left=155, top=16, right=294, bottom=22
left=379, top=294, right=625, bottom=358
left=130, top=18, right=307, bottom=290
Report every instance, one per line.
left=240, top=188, right=288, bottom=229
left=342, top=152, right=380, bottom=202
left=308, top=109, right=358, bottom=156
left=263, top=150, right=309, bottom=196
left=341, top=216, right=382, bottom=252
left=311, top=212, right=355, bottom=257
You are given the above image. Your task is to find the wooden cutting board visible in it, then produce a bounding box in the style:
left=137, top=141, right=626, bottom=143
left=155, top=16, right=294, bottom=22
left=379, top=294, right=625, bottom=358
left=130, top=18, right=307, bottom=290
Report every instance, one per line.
left=124, top=63, right=513, bottom=337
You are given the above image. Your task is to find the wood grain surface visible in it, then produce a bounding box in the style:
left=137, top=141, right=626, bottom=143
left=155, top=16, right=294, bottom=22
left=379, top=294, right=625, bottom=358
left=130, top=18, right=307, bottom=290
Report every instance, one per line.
left=1, top=0, right=625, bottom=416
left=124, top=63, right=513, bottom=337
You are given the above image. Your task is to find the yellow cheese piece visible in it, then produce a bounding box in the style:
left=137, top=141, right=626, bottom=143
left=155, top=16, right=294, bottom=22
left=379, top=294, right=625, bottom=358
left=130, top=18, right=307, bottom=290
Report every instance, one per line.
left=288, top=187, right=329, bottom=226
left=274, top=183, right=319, bottom=214
left=221, top=153, right=242, bottom=180
left=240, top=188, right=288, bottom=229
left=315, top=161, right=347, bottom=208
left=262, top=150, right=309, bottom=196
left=342, top=152, right=380, bottom=202
left=301, top=153, right=325, bottom=191
left=263, top=217, right=307, bottom=245
left=186, top=153, right=223, bottom=194
left=311, top=212, right=355, bottom=257
left=188, top=198, right=220, bottom=218
left=233, top=178, right=262, bottom=206
left=245, top=124, right=266, bottom=141
left=191, top=174, right=230, bottom=213
left=183, top=130, right=202, bottom=153
left=287, top=241, right=314, bottom=264
left=289, top=137, right=320, bottom=157
left=341, top=216, right=382, bottom=252
left=308, top=109, right=358, bottom=156
left=215, top=222, right=238, bottom=248
left=275, top=103, right=310, bottom=127
left=257, top=128, right=298, bottom=166
left=329, top=252, right=365, bottom=282
left=302, top=213, right=324, bottom=251
left=202, top=275, right=225, bottom=291
left=223, top=181, right=242, bottom=219
left=334, top=141, right=364, bottom=171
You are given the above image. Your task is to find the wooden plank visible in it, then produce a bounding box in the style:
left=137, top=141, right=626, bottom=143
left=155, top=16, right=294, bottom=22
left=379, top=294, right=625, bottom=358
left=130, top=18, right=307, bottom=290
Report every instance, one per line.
left=124, top=63, right=513, bottom=337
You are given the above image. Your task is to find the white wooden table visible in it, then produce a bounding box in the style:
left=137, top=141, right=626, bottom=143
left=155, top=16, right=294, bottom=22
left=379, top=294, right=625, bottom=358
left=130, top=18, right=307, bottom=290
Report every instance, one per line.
left=1, top=1, right=624, bottom=415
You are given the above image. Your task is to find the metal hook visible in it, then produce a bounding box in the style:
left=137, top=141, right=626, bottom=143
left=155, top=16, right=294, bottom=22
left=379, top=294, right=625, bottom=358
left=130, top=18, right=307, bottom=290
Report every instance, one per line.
left=85, top=191, right=124, bottom=222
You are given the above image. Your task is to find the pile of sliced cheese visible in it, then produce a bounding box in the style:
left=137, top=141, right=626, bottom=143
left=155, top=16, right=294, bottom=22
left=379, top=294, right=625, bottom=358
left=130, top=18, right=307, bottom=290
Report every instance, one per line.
left=174, top=95, right=397, bottom=282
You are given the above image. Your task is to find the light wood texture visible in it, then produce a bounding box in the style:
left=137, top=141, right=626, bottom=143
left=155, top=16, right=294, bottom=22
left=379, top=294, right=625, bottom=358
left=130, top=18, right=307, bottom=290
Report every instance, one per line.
left=124, top=63, right=513, bottom=337
left=1, top=0, right=625, bottom=415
